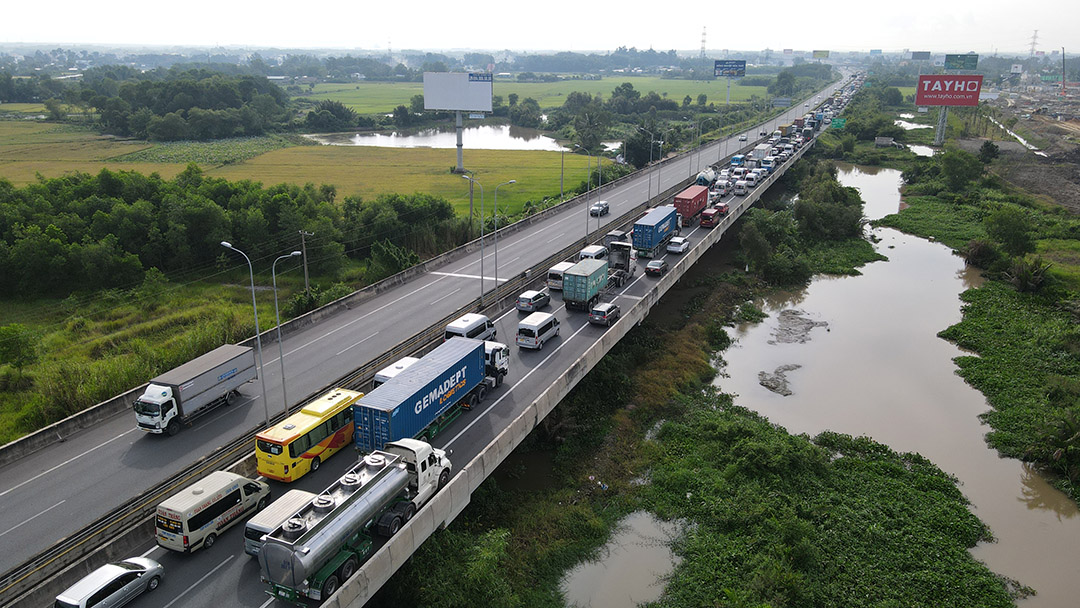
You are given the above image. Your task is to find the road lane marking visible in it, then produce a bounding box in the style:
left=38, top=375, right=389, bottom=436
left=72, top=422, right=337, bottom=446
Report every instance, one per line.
left=0, top=500, right=65, bottom=537
left=162, top=555, right=235, bottom=608
left=0, top=428, right=138, bottom=499
left=545, top=233, right=564, bottom=244
left=443, top=310, right=584, bottom=449
left=429, top=287, right=462, bottom=305
left=283, top=276, right=448, bottom=359
left=336, top=332, right=380, bottom=357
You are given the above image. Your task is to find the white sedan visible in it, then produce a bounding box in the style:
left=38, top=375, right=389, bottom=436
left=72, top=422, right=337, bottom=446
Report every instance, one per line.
left=666, top=236, right=689, bottom=254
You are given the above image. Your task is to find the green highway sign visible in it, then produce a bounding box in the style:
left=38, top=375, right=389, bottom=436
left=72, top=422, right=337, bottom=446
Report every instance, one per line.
left=944, top=54, right=979, bottom=70
left=831, top=118, right=847, bottom=129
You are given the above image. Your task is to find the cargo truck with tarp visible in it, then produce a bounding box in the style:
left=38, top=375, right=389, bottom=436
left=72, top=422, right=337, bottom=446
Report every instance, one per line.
left=632, top=206, right=679, bottom=259
left=258, top=439, right=451, bottom=602
left=353, top=337, right=508, bottom=452
left=134, top=344, right=256, bottom=436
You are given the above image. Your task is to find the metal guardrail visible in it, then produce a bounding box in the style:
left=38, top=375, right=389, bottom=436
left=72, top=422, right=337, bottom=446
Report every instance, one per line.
left=0, top=176, right=674, bottom=604
left=2, top=97, right=827, bottom=602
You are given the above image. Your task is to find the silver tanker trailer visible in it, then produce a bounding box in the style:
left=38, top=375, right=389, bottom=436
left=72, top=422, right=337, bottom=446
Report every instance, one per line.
left=258, top=438, right=452, bottom=602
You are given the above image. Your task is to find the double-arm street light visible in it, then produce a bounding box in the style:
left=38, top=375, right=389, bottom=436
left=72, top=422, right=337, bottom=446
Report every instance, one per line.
left=461, top=174, right=485, bottom=302
left=272, top=251, right=301, bottom=412
left=220, top=241, right=270, bottom=427
left=493, top=179, right=515, bottom=291
left=574, top=144, right=592, bottom=241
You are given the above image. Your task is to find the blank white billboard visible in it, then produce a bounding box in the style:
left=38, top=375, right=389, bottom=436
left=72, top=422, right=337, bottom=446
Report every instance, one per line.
left=423, top=72, right=493, bottom=112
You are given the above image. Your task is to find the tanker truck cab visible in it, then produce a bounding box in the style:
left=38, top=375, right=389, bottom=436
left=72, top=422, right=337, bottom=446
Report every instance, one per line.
left=380, top=438, right=453, bottom=531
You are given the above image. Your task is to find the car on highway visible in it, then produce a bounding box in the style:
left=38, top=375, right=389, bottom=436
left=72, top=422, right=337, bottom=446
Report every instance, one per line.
left=55, top=557, right=163, bottom=608
left=588, top=302, right=621, bottom=326
left=666, top=237, right=689, bottom=254
left=738, top=134, right=748, bottom=142
left=589, top=200, right=610, bottom=216
left=645, top=259, right=668, bottom=276
left=516, top=289, right=550, bottom=312
left=805, top=102, right=810, bottom=107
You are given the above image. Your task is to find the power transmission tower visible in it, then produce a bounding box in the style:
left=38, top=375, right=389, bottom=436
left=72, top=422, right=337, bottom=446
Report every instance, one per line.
left=700, top=28, right=707, bottom=80
left=1029, top=30, right=1039, bottom=57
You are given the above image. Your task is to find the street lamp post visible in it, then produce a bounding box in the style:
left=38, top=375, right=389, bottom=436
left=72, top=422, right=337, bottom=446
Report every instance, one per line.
left=272, top=251, right=301, bottom=412
left=493, top=179, right=515, bottom=292
left=657, top=128, right=674, bottom=200
left=220, top=241, right=270, bottom=427
left=638, top=126, right=654, bottom=202
left=575, top=144, right=592, bottom=241
left=461, top=175, right=485, bottom=302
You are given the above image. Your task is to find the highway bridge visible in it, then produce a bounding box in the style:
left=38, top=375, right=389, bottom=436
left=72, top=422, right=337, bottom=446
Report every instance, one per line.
left=1, top=74, right=857, bottom=608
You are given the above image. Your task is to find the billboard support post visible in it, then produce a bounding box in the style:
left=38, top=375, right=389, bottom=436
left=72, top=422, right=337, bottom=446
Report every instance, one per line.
left=455, top=111, right=464, bottom=173
left=934, top=107, right=949, bottom=146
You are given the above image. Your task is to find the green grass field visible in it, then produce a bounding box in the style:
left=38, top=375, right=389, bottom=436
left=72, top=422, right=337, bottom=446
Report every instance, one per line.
left=303, top=76, right=768, bottom=114
left=211, top=146, right=594, bottom=214
left=0, top=120, right=593, bottom=215
left=0, top=102, right=49, bottom=115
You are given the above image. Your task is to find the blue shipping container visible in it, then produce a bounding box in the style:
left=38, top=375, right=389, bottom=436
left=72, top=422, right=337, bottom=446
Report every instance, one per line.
left=632, top=206, right=678, bottom=252
left=354, top=337, right=485, bottom=452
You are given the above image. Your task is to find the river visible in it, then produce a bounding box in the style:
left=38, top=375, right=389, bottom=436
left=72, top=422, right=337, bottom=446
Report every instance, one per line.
left=717, top=163, right=1080, bottom=606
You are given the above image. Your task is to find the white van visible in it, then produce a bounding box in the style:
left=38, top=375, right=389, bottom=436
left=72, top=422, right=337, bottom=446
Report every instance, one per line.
left=372, top=356, right=420, bottom=388
left=732, top=167, right=748, bottom=180
left=579, top=245, right=608, bottom=261
left=733, top=180, right=749, bottom=196
left=547, top=261, right=576, bottom=290
left=743, top=173, right=758, bottom=187
left=156, top=471, right=269, bottom=553
left=445, top=313, right=496, bottom=341
left=516, top=312, right=561, bottom=350
left=243, top=489, right=316, bottom=557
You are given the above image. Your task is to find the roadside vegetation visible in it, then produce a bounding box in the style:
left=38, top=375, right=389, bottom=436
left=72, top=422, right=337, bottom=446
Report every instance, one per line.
left=370, top=166, right=1019, bottom=607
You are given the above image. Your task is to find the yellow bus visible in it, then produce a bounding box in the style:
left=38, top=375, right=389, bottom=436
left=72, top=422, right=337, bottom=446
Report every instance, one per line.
left=255, top=388, right=363, bottom=483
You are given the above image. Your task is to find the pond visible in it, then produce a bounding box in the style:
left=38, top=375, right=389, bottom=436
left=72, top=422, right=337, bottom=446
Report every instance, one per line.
left=306, top=124, right=568, bottom=151
left=560, top=511, right=683, bottom=608
left=713, top=163, right=1080, bottom=606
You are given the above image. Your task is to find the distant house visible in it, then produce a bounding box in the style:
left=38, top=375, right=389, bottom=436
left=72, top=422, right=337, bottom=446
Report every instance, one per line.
left=874, top=136, right=896, bottom=147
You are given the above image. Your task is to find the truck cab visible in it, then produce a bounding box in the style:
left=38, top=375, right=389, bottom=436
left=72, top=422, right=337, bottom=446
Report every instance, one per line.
left=134, top=385, right=181, bottom=435
left=383, top=438, right=452, bottom=513
left=484, top=341, right=510, bottom=386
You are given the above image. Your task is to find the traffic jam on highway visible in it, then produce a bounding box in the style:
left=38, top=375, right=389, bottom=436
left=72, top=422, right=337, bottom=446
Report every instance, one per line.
left=38, top=76, right=860, bottom=608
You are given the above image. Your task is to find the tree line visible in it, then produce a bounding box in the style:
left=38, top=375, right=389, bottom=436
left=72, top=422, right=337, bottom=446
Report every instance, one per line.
left=0, top=166, right=471, bottom=298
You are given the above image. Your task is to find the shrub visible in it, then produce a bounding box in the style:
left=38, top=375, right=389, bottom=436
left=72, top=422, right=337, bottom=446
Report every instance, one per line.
left=962, top=239, right=1000, bottom=269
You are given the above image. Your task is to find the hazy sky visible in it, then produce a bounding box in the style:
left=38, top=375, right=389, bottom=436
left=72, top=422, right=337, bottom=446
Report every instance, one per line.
left=2, top=0, right=1075, bottom=56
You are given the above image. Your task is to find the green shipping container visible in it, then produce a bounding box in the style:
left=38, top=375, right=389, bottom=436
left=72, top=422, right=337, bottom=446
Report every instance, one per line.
left=563, top=259, right=608, bottom=310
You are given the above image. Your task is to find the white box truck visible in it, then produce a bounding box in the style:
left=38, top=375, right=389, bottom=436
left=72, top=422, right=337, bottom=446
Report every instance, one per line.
left=134, top=344, right=257, bottom=436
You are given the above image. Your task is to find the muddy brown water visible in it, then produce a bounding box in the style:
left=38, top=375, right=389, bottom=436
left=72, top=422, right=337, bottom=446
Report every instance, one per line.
left=560, top=511, right=682, bottom=608
left=718, top=163, right=1080, bottom=606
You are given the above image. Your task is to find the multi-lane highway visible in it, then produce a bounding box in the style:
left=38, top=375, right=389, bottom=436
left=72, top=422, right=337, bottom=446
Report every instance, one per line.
left=1, top=74, right=855, bottom=606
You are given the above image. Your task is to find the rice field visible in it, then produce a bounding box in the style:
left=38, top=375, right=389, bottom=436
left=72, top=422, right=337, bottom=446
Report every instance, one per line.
left=210, top=146, right=594, bottom=214
left=303, top=76, right=768, bottom=114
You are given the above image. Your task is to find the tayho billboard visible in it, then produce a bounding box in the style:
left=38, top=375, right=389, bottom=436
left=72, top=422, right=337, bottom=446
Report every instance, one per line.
left=915, top=75, right=984, bottom=107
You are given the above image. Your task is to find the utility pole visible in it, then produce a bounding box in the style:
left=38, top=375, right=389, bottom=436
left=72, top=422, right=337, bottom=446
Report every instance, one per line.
left=298, top=230, right=313, bottom=292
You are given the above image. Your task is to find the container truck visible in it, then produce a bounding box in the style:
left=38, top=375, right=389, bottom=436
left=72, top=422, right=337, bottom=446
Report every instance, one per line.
left=751, top=143, right=771, bottom=161
left=633, top=205, right=679, bottom=259
left=802, top=127, right=814, bottom=140
left=353, top=337, right=508, bottom=452
left=259, top=439, right=452, bottom=602
left=793, top=117, right=805, bottom=129
left=672, top=185, right=708, bottom=227
left=563, top=258, right=609, bottom=310
left=133, top=344, right=256, bottom=436
left=607, top=241, right=635, bottom=287
left=603, top=230, right=628, bottom=250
